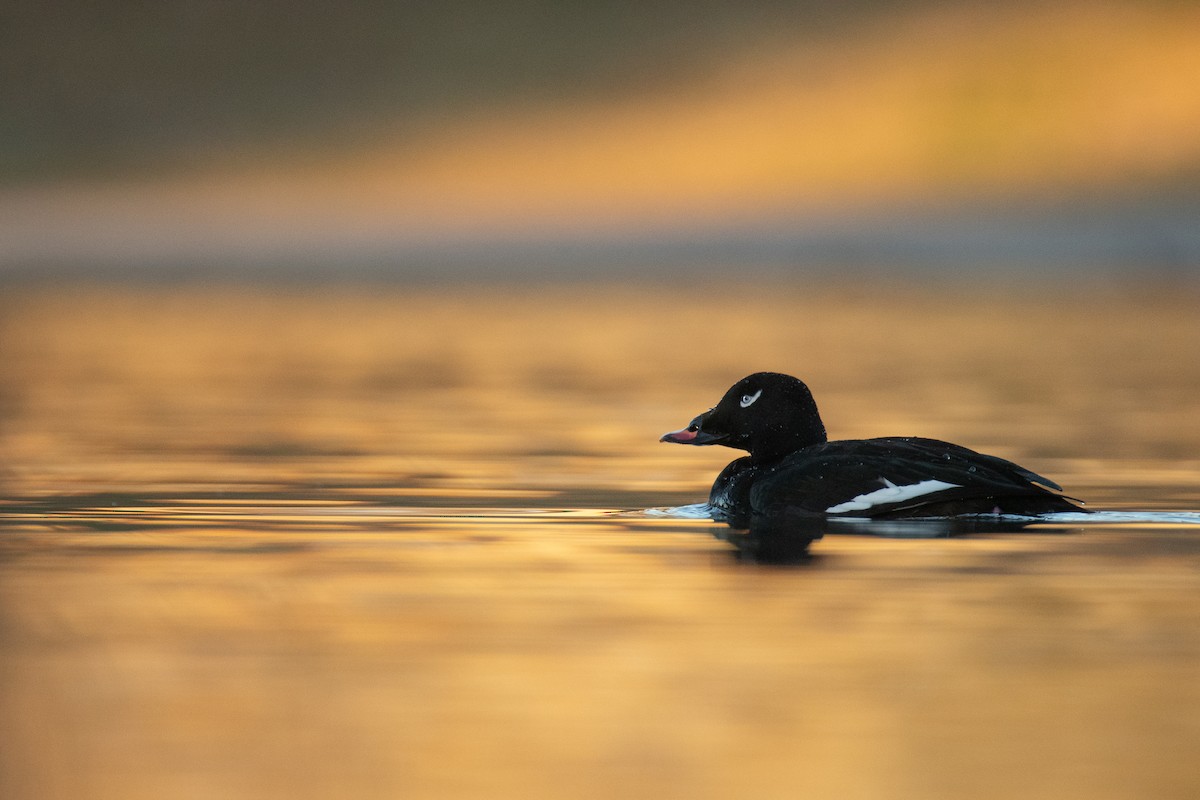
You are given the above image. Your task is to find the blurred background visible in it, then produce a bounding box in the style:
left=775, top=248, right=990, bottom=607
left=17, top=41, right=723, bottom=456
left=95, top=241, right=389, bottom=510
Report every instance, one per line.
left=3, top=0, right=1199, bottom=281
left=5, top=6, right=1200, bottom=800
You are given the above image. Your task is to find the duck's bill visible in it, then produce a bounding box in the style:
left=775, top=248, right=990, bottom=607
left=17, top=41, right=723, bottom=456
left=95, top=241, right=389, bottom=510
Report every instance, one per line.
left=660, top=427, right=726, bottom=445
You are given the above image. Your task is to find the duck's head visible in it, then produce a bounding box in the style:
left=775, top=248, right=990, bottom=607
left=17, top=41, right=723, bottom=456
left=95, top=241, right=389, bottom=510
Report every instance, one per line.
left=660, top=372, right=827, bottom=462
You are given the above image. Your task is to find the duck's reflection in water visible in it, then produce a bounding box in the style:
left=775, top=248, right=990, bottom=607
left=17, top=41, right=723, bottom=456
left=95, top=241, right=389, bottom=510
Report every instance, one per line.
left=713, top=511, right=1070, bottom=565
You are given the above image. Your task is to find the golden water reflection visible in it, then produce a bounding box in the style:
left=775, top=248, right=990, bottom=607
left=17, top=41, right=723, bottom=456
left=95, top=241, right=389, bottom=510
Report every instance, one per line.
left=2, top=283, right=1199, bottom=799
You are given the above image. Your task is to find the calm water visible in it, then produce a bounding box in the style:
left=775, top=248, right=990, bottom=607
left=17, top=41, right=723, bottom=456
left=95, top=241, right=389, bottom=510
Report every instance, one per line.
left=2, top=282, right=1199, bottom=799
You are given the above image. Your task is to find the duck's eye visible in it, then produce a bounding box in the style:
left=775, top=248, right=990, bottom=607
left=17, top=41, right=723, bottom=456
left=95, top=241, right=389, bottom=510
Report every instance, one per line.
left=739, top=389, right=763, bottom=408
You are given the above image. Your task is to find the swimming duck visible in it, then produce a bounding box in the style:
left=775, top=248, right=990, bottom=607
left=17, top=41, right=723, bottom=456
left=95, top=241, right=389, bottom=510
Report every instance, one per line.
left=661, top=372, right=1080, bottom=523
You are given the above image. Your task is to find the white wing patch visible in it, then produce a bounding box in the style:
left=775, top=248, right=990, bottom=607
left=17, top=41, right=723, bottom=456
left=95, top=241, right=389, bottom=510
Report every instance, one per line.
left=825, top=478, right=960, bottom=514
left=739, top=389, right=763, bottom=408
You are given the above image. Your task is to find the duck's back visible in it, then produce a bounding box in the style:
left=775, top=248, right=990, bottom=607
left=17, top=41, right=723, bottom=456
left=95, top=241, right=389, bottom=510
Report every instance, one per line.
left=715, top=436, right=1078, bottom=520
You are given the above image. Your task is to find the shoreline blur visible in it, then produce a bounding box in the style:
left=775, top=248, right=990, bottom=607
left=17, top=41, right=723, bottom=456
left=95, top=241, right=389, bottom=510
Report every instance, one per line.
left=4, top=2, right=1199, bottom=282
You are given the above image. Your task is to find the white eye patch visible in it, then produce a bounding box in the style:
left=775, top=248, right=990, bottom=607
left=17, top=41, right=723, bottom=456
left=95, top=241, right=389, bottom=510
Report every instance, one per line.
left=739, top=389, right=762, bottom=408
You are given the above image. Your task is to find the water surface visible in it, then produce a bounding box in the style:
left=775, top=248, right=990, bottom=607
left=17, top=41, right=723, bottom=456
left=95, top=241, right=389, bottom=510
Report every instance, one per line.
left=2, top=282, right=1199, bottom=799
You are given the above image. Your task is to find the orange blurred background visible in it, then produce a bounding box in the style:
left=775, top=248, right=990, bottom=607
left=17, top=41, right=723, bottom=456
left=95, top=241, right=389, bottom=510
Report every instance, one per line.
left=4, top=8, right=1200, bottom=798
left=3, top=0, right=1199, bottom=279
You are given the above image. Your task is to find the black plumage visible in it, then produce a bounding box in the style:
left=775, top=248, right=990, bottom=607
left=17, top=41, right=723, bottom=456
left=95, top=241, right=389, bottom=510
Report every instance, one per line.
left=662, top=372, right=1080, bottom=524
